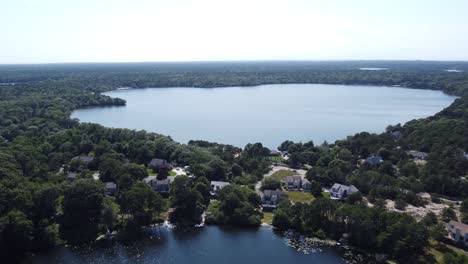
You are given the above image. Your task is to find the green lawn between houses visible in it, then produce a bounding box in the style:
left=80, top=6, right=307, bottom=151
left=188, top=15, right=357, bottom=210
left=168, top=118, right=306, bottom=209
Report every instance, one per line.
left=270, top=170, right=297, bottom=181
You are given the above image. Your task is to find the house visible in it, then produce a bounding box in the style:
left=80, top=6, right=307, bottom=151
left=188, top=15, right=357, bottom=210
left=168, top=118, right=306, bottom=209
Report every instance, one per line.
left=210, top=181, right=230, bottom=196
left=285, top=175, right=303, bottom=191
left=262, top=189, right=287, bottom=209
left=105, top=182, right=118, bottom=196
left=148, top=158, right=172, bottom=172
left=285, top=175, right=310, bottom=191
left=447, top=220, right=468, bottom=246
left=302, top=178, right=311, bottom=191
left=407, top=150, right=428, bottom=160
left=330, top=183, right=359, bottom=200
left=391, top=131, right=402, bottom=139
left=71, top=155, right=94, bottom=164
left=366, top=156, right=383, bottom=165
left=144, top=176, right=170, bottom=193
left=269, top=150, right=281, bottom=156
left=67, top=172, right=77, bottom=180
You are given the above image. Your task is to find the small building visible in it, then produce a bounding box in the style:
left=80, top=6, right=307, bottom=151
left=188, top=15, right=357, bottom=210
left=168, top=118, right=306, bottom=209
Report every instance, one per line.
left=210, top=181, right=230, bottom=196
left=285, top=175, right=303, bottom=191
left=447, top=220, right=468, bottom=246
left=302, top=178, right=311, bottom=191
left=285, top=175, right=310, bottom=191
left=148, top=158, right=172, bottom=172
left=71, top=155, right=95, bottom=164
left=144, top=176, right=170, bottom=193
left=391, top=131, right=402, bottom=139
left=262, top=189, right=287, bottom=209
left=67, top=172, right=77, bottom=181
left=407, top=150, right=429, bottom=160
left=330, top=183, right=359, bottom=200
left=105, top=182, right=118, bottom=196
left=269, top=150, right=281, bottom=156
left=366, top=156, right=383, bottom=165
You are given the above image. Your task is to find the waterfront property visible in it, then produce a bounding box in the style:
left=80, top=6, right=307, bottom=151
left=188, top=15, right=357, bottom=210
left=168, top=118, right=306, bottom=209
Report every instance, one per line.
left=329, top=183, right=359, bottom=200
left=144, top=176, right=171, bottom=193
left=210, top=181, right=230, bottom=196
left=447, top=220, right=468, bottom=246
left=262, top=189, right=287, bottom=209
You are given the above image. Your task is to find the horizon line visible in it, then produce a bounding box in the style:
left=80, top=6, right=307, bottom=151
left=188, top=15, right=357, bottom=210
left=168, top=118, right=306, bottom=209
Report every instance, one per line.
left=1, top=59, right=468, bottom=66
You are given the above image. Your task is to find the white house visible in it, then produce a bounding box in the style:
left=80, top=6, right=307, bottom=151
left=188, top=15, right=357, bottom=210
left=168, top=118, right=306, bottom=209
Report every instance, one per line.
left=330, top=183, right=359, bottom=200
left=210, top=181, right=230, bottom=196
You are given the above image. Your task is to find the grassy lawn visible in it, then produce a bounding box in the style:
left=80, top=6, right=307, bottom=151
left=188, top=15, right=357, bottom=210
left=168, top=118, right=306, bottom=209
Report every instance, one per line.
left=286, top=191, right=314, bottom=203
left=269, top=156, right=284, bottom=162
left=270, top=170, right=297, bottom=181
left=262, top=212, right=274, bottom=225
left=168, top=170, right=177, bottom=176
left=321, top=192, right=330, bottom=199
left=427, top=240, right=468, bottom=263
left=146, top=168, right=156, bottom=176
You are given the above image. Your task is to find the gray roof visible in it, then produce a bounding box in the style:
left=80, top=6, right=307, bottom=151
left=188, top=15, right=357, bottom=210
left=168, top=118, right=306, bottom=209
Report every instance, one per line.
left=263, top=189, right=284, bottom=198
left=448, top=220, right=468, bottom=235
left=67, top=172, right=77, bottom=179
left=156, top=179, right=170, bottom=185
left=105, top=182, right=117, bottom=189
left=210, top=181, right=230, bottom=188
left=71, top=155, right=94, bottom=164
left=407, top=150, right=428, bottom=159
left=331, top=183, right=359, bottom=193
left=149, top=158, right=169, bottom=167
left=143, top=176, right=157, bottom=183
left=285, top=175, right=302, bottom=183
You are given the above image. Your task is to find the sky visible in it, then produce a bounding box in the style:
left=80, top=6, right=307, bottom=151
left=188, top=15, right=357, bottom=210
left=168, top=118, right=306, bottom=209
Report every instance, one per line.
left=1, top=0, right=468, bottom=64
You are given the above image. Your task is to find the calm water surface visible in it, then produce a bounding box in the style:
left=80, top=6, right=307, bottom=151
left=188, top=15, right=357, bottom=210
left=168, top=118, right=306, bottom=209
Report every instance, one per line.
left=72, top=84, right=456, bottom=148
left=25, top=226, right=347, bottom=264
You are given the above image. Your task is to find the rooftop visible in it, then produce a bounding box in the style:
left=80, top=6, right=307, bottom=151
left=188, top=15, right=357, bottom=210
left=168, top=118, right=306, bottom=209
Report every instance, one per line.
left=448, top=220, right=468, bottom=234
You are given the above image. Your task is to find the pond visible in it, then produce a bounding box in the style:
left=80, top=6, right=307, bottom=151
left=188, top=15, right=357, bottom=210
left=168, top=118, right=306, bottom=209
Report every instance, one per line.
left=72, top=84, right=456, bottom=148
left=24, top=226, right=349, bottom=264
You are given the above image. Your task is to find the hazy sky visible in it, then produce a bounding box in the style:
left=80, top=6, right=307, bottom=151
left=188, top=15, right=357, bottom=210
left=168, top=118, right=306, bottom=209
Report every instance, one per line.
left=2, top=0, right=468, bottom=63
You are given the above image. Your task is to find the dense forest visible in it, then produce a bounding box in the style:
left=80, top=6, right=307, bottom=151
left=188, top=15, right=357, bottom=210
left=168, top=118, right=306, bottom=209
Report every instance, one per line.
left=0, top=61, right=467, bottom=263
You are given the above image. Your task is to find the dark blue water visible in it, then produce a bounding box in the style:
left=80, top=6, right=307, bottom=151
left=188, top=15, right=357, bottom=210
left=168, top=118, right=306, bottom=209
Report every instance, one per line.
left=72, top=84, right=456, bottom=148
left=25, top=226, right=346, bottom=264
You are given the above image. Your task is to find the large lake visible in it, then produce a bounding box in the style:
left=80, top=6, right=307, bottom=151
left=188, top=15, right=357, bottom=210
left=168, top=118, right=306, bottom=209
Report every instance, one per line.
left=24, top=226, right=348, bottom=264
left=72, top=84, right=456, bottom=148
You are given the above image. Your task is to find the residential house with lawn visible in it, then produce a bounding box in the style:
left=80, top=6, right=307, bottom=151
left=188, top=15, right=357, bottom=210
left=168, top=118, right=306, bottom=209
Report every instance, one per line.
left=285, top=175, right=310, bottom=191
left=447, top=220, right=468, bottom=246
left=210, top=181, right=230, bottom=196
left=262, top=189, right=287, bottom=209
left=144, top=176, right=171, bottom=193
left=329, top=183, right=359, bottom=200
